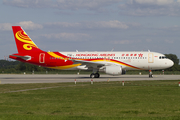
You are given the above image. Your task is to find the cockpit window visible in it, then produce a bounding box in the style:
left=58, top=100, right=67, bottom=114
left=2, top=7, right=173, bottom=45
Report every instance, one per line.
left=159, top=56, right=167, bottom=59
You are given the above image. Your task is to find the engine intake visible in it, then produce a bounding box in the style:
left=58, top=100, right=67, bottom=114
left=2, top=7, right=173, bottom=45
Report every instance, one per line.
left=104, top=65, right=125, bottom=75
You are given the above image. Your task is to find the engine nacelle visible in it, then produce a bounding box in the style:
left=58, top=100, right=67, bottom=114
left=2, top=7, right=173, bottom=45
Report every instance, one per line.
left=104, top=65, right=125, bottom=75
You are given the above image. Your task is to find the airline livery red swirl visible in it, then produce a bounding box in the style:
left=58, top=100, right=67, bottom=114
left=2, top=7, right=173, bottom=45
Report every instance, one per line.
left=15, top=30, right=38, bottom=50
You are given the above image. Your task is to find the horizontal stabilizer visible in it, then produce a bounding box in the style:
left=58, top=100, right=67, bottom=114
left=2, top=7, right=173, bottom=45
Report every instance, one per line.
left=9, top=54, right=31, bottom=61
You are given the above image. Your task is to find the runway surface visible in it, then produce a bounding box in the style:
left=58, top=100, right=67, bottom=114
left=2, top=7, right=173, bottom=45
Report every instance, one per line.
left=0, top=74, right=179, bottom=84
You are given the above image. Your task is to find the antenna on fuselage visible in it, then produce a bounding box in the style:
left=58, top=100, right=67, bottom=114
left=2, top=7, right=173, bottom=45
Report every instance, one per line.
left=111, top=48, right=114, bottom=52
left=148, top=50, right=151, bottom=52
left=76, top=50, right=78, bottom=52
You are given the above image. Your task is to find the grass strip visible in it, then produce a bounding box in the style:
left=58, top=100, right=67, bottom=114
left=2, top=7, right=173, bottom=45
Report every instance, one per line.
left=0, top=81, right=180, bottom=120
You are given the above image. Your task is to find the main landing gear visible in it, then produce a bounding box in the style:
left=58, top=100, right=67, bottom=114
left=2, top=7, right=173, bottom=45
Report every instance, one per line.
left=90, top=73, right=100, bottom=78
left=149, top=70, right=153, bottom=78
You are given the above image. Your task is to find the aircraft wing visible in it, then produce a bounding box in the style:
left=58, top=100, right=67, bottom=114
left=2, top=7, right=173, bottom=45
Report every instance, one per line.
left=71, top=59, right=111, bottom=69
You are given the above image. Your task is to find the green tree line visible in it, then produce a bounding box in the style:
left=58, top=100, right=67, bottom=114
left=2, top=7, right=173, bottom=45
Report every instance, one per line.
left=0, top=60, right=58, bottom=74
left=0, top=54, right=179, bottom=74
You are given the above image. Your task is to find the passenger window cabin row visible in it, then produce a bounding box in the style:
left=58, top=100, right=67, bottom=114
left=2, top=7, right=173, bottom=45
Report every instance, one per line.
left=49, top=57, right=148, bottom=60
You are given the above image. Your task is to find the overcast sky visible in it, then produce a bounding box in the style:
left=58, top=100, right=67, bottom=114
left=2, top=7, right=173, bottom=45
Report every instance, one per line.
left=1, top=0, right=180, bottom=60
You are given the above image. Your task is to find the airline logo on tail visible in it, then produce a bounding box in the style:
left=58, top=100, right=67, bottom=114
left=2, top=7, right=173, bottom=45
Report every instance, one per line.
left=15, top=30, right=38, bottom=50
left=12, top=26, right=42, bottom=53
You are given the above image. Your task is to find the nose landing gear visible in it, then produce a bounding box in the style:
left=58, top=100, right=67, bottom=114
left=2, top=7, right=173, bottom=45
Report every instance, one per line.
left=149, top=70, right=153, bottom=78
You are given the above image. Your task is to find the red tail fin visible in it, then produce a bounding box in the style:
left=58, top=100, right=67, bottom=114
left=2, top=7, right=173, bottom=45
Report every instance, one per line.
left=12, top=26, right=43, bottom=53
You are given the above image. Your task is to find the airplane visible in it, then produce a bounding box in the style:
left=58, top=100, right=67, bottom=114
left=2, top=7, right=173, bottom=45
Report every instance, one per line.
left=9, top=26, right=174, bottom=78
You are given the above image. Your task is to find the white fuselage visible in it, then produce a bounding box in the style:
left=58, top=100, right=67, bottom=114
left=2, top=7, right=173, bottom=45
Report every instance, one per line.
left=60, top=51, right=174, bottom=71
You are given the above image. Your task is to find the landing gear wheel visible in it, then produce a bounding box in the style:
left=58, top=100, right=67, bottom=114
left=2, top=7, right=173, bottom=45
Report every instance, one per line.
left=90, top=73, right=95, bottom=78
left=90, top=73, right=100, bottom=78
left=95, top=73, right=100, bottom=78
left=149, top=74, right=153, bottom=78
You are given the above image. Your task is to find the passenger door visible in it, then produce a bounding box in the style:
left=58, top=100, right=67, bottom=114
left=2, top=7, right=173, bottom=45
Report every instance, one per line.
left=148, top=53, right=154, bottom=63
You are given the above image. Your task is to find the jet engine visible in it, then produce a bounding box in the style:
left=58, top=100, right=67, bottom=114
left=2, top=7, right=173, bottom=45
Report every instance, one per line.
left=104, top=65, right=126, bottom=75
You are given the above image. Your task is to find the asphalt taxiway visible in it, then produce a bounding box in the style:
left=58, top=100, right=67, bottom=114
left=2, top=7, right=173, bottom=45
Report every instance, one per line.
left=0, top=74, right=179, bottom=84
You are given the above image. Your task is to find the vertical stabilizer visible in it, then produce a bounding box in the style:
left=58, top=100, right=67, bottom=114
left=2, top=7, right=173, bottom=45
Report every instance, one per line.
left=12, top=26, right=43, bottom=53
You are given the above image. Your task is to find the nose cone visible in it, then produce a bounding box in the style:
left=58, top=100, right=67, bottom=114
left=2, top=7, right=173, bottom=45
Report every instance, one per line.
left=168, top=59, right=174, bottom=68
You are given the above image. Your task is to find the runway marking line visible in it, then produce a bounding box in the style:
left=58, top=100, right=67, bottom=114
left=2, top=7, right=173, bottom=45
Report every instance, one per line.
left=0, top=86, right=60, bottom=93
left=0, top=80, right=179, bottom=93
left=0, top=84, right=88, bottom=94
left=124, top=81, right=178, bottom=87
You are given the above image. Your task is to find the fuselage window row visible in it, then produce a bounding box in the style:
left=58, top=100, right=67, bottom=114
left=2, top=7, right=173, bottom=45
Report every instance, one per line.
left=49, top=57, right=147, bottom=60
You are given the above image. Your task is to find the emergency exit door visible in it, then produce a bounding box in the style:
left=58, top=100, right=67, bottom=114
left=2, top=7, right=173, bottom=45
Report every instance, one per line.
left=39, top=53, right=45, bottom=63
left=148, top=53, right=154, bottom=63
